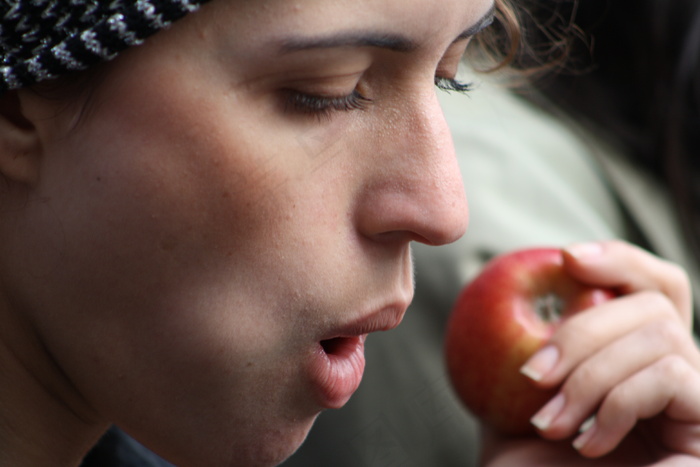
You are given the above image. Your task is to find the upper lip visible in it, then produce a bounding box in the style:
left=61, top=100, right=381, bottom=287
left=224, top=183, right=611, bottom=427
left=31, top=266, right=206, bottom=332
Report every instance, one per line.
left=320, top=299, right=409, bottom=341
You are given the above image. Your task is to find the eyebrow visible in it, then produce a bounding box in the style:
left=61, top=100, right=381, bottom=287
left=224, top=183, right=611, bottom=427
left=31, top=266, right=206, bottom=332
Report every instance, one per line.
left=278, top=3, right=496, bottom=54
left=456, top=4, right=496, bottom=41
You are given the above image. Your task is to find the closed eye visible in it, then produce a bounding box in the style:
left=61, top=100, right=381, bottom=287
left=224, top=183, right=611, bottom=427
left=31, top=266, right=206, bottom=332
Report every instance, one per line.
left=284, top=89, right=373, bottom=120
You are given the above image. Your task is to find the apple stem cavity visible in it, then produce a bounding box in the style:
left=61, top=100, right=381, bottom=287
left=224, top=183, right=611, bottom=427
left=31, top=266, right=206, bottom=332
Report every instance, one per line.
left=535, top=293, right=564, bottom=323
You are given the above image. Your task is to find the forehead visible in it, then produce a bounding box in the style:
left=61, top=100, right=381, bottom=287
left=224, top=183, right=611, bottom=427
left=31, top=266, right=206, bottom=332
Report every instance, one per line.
left=192, top=0, right=495, bottom=49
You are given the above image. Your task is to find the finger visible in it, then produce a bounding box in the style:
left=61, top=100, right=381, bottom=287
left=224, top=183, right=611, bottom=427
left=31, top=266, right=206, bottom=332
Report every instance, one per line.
left=573, top=355, right=700, bottom=459
left=522, top=291, right=686, bottom=386
left=531, top=316, right=700, bottom=438
left=647, top=456, right=700, bottom=467
left=656, top=421, right=700, bottom=461
left=562, top=240, right=693, bottom=327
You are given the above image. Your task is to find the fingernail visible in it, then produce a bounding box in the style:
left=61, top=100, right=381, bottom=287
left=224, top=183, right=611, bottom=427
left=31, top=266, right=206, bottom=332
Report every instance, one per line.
left=572, top=416, right=597, bottom=451
left=565, top=242, right=604, bottom=260
left=530, top=392, right=565, bottom=431
left=578, top=415, right=596, bottom=433
left=520, top=345, right=559, bottom=382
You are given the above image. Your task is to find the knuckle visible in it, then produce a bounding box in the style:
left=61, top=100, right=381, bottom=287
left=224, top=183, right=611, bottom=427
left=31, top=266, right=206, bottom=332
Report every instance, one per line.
left=663, top=261, right=692, bottom=295
left=645, top=318, right=687, bottom=348
left=664, top=262, right=693, bottom=320
left=665, top=261, right=691, bottom=289
left=639, top=290, right=677, bottom=320
left=562, top=360, right=604, bottom=399
left=602, top=383, right=633, bottom=415
left=602, top=239, right=629, bottom=251
left=656, top=354, right=693, bottom=382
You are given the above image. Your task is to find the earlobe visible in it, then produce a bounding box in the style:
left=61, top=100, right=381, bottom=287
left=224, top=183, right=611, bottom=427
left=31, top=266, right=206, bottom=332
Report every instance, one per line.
left=0, top=90, right=41, bottom=186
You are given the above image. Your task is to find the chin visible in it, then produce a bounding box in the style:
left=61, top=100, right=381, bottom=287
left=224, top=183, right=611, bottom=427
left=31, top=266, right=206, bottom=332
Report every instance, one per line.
left=176, top=413, right=318, bottom=467
left=224, top=423, right=315, bottom=467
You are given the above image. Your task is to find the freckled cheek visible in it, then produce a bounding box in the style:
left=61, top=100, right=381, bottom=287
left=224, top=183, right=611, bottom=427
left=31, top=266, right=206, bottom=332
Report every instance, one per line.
left=55, top=94, right=355, bottom=308
left=30, top=130, right=308, bottom=352
left=97, top=151, right=275, bottom=263
left=32, top=129, right=258, bottom=299
left=90, top=103, right=273, bottom=216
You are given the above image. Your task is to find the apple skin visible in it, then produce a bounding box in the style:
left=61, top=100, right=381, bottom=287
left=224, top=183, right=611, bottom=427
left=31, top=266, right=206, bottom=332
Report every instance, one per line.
left=444, top=247, right=616, bottom=436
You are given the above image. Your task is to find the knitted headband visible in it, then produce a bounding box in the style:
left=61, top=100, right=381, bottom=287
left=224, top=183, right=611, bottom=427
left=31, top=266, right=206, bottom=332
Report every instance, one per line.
left=0, top=0, right=212, bottom=94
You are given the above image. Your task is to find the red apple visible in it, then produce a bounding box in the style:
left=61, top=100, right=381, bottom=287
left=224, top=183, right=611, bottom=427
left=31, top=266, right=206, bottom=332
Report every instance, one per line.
left=444, top=247, right=615, bottom=435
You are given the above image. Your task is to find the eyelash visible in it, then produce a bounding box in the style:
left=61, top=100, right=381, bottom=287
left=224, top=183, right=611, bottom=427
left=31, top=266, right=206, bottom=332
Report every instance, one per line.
left=434, top=77, right=474, bottom=93
left=285, top=89, right=372, bottom=119
left=285, top=76, right=473, bottom=118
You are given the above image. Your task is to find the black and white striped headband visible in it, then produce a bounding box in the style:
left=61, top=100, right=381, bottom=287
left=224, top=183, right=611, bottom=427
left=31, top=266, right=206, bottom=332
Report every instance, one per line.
left=0, top=0, right=212, bottom=93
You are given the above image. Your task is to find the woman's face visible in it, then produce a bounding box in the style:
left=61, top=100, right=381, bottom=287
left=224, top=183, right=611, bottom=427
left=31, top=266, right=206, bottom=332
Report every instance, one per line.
left=5, top=0, right=491, bottom=464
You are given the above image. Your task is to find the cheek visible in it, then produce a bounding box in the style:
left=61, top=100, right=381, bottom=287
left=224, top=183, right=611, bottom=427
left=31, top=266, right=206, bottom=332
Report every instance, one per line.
left=11, top=96, right=331, bottom=455
left=23, top=83, right=367, bottom=368
left=23, top=95, right=271, bottom=344
left=35, top=100, right=286, bottom=310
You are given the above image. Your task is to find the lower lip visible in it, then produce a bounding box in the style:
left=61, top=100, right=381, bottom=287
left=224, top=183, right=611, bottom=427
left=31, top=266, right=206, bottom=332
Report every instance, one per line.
left=308, top=335, right=367, bottom=409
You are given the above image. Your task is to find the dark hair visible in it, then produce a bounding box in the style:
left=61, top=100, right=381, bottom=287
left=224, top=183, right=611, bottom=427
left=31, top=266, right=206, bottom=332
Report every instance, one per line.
left=530, top=0, right=700, bottom=265
left=464, top=0, right=588, bottom=93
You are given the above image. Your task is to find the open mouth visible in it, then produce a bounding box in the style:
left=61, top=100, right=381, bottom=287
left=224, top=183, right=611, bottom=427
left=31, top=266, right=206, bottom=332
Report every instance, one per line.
left=310, top=335, right=367, bottom=409
left=320, top=336, right=362, bottom=358
left=309, top=303, right=406, bottom=409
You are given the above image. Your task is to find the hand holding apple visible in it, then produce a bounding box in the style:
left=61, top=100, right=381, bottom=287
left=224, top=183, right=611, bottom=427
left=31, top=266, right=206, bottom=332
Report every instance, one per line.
left=444, top=247, right=616, bottom=435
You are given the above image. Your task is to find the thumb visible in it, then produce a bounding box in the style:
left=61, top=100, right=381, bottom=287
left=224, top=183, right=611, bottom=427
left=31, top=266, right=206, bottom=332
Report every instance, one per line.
left=562, top=240, right=692, bottom=327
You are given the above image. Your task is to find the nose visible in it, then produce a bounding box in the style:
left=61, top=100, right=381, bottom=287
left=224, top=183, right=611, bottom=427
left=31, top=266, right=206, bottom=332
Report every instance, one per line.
left=355, top=88, right=469, bottom=246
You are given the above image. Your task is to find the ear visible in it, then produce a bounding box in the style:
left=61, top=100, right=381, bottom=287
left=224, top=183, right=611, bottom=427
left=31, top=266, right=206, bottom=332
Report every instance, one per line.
left=0, top=90, right=42, bottom=185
